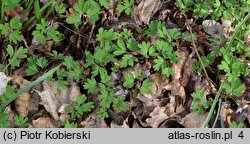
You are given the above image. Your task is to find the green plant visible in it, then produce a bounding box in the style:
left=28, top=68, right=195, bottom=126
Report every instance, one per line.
left=32, top=19, right=63, bottom=44
left=0, top=113, right=10, bottom=128
left=229, top=121, right=244, bottom=128
left=140, top=79, right=153, bottom=95
left=0, top=64, right=61, bottom=113
left=117, top=0, right=134, bottom=15
left=123, top=73, right=135, bottom=88
left=0, top=18, right=23, bottom=43
left=26, top=56, right=49, bottom=76
left=63, top=120, right=78, bottom=128
left=66, top=0, right=101, bottom=25
left=14, top=114, right=28, bottom=128
left=191, top=89, right=212, bottom=115
left=65, top=95, right=94, bottom=119
left=5, top=45, right=27, bottom=70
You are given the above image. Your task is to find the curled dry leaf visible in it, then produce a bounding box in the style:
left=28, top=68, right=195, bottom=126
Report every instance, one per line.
left=30, top=117, right=57, bottom=128
left=11, top=75, right=31, bottom=117
left=37, top=80, right=81, bottom=121
left=202, top=20, right=225, bottom=39
left=137, top=0, right=162, bottom=24
left=164, top=50, right=188, bottom=102
left=0, top=72, right=11, bottom=95
left=14, top=93, right=30, bottom=117
left=146, top=106, right=169, bottom=128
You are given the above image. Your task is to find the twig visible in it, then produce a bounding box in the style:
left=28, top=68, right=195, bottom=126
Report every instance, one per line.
left=184, top=15, right=214, bottom=93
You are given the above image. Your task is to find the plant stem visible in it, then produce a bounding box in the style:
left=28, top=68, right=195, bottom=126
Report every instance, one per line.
left=0, top=64, right=61, bottom=113
left=1, top=0, right=5, bottom=23
left=226, top=12, right=250, bottom=52
left=202, top=82, right=224, bottom=128
left=212, top=99, right=221, bottom=128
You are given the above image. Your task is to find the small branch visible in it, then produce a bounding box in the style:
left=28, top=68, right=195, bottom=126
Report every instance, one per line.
left=184, top=15, right=214, bottom=93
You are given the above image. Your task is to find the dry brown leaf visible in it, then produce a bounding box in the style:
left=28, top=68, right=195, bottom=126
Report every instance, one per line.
left=164, top=50, right=188, bottom=102
left=149, top=72, right=169, bottom=98
left=180, top=51, right=196, bottom=87
left=69, top=81, right=81, bottom=102
left=137, top=0, right=162, bottom=24
left=11, top=75, right=31, bottom=117
left=202, top=20, right=225, bottom=39
left=36, top=81, right=61, bottom=120
left=36, top=80, right=81, bottom=121
left=146, top=106, right=169, bottom=128
left=14, top=93, right=30, bottom=117
left=182, top=111, right=208, bottom=128
left=110, top=121, right=129, bottom=128
left=80, top=112, right=108, bottom=128
left=30, top=117, right=57, bottom=128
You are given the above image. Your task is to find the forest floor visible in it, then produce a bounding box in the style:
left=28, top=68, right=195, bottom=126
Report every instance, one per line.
left=0, top=0, right=249, bottom=128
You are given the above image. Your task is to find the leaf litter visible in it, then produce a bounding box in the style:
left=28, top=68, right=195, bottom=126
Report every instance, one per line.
left=0, top=0, right=249, bottom=128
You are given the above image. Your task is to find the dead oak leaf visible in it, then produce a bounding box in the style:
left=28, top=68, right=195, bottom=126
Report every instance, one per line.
left=146, top=106, right=169, bottom=128
left=36, top=80, right=81, bottom=121
left=182, top=111, right=208, bottom=128
left=164, top=50, right=188, bottom=101
left=137, top=0, right=162, bottom=24
left=30, top=117, right=57, bottom=128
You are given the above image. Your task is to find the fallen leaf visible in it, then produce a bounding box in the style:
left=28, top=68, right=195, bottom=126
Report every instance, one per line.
left=80, top=112, right=108, bottom=128
left=11, top=75, right=31, bottom=117
left=30, top=117, right=57, bottom=128
left=137, top=0, right=162, bottom=24
left=0, top=72, right=11, bottom=95
left=37, top=80, right=82, bottom=121
left=14, top=93, right=30, bottom=117
left=164, top=50, right=188, bottom=102
left=182, top=111, right=208, bottom=128
left=146, top=106, right=169, bottom=128
left=202, top=20, right=225, bottom=39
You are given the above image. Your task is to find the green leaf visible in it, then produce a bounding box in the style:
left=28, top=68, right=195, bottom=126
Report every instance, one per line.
left=6, top=45, right=14, bottom=57
left=83, top=78, right=98, bottom=94
left=113, top=97, right=129, bottom=112
left=26, top=65, right=38, bottom=76
left=0, top=64, right=61, bottom=113
left=120, top=54, right=138, bottom=68
left=140, top=79, right=153, bottom=94
left=10, top=18, right=22, bottom=30
left=7, top=46, right=27, bottom=68
left=117, top=0, right=134, bottom=15
left=139, top=42, right=151, bottom=58
left=218, top=61, right=230, bottom=73
left=9, top=30, right=23, bottom=43
left=32, top=30, right=46, bottom=44
left=123, top=73, right=135, bottom=88
left=99, top=68, right=111, bottom=83
left=66, top=13, right=82, bottom=27
left=0, top=23, right=10, bottom=36
left=36, top=57, right=48, bottom=68
left=83, top=0, right=101, bottom=24
left=0, top=113, right=10, bottom=128
left=99, top=0, right=109, bottom=9
left=3, top=0, right=20, bottom=10
left=153, top=56, right=165, bottom=71
left=55, top=3, right=66, bottom=14
left=162, top=67, right=173, bottom=77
